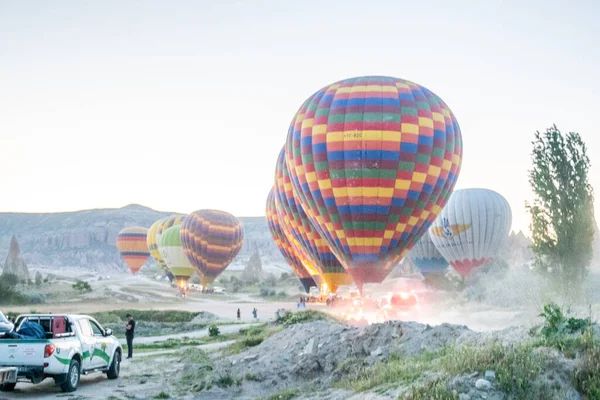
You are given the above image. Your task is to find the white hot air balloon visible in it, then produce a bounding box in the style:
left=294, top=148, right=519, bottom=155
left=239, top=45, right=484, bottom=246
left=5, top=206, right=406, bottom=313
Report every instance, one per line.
left=428, top=188, right=512, bottom=277
left=408, top=231, right=449, bottom=278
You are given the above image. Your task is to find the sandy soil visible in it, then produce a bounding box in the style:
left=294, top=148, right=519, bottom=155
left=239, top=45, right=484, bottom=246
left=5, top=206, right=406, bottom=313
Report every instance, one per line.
left=0, top=267, right=558, bottom=399
left=1, top=325, right=247, bottom=400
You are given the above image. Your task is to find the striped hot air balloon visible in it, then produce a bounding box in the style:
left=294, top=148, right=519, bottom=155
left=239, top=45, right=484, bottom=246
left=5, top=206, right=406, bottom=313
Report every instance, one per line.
left=159, top=225, right=197, bottom=284
left=116, top=227, right=150, bottom=275
left=285, top=76, right=462, bottom=291
left=147, top=218, right=169, bottom=273
left=180, top=210, right=244, bottom=284
left=429, top=188, right=512, bottom=277
left=274, top=149, right=353, bottom=293
left=266, top=187, right=318, bottom=293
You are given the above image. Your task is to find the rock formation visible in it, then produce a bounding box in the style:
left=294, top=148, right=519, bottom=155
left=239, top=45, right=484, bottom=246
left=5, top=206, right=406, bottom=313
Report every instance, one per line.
left=0, top=205, right=285, bottom=272
left=2, top=235, right=30, bottom=278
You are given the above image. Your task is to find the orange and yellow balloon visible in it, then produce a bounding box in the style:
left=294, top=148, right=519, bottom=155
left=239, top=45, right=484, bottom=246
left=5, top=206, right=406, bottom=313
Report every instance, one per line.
left=116, top=227, right=150, bottom=275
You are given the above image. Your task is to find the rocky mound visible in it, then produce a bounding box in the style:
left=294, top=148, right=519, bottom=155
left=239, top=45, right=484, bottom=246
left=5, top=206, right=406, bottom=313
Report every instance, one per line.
left=2, top=235, right=29, bottom=278
left=184, top=317, right=587, bottom=400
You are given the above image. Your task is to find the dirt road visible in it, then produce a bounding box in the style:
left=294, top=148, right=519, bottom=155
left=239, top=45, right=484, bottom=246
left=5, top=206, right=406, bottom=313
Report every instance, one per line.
left=2, top=324, right=250, bottom=400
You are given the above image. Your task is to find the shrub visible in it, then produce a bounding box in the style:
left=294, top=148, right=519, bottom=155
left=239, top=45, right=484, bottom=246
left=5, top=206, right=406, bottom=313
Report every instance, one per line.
left=72, top=280, right=92, bottom=293
left=276, top=310, right=331, bottom=326
left=28, top=293, right=46, bottom=304
left=208, top=324, right=220, bottom=337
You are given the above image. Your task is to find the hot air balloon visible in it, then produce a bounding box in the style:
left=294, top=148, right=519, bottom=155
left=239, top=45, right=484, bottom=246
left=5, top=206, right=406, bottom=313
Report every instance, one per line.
left=285, top=76, right=463, bottom=291
left=159, top=225, right=198, bottom=288
left=148, top=218, right=170, bottom=272
left=157, top=215, right=185, bottom=244
left=116, top=227, right=150, bottom=275
left=180, top=210, right=244, bottom=285
left=266, top=187, right=319, bottom=293
left=428, top=188, right=512, bottom=277
left=274, top=149, right=353, bottom=293
left=408, top=230, right=449, bottom=278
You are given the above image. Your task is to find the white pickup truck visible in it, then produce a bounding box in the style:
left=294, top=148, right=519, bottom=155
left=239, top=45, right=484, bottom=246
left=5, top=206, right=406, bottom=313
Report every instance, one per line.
left=0, top=314, right=122, bottom=393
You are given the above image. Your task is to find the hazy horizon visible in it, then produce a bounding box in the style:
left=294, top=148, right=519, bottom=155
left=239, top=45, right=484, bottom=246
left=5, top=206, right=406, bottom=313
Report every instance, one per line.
left=2, top=0, right=599, bottom=235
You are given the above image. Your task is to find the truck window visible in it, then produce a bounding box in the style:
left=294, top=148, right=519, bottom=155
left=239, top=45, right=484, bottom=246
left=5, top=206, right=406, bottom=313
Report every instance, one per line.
left=89, top=320, right=104, bottom=337
left=77, top=319, right=93, bottom=337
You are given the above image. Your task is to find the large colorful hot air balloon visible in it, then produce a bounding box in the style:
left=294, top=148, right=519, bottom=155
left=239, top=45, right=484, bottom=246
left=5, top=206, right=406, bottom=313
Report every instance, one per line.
left=116, top=227, right=150, bottom=275
left=275, top=149, right=353, bottom=293
left=266, top=187, right=319, bottom=293
left=159, top=225, right=197, bottom=284
left=428, top=188, right=512, bottom=277
left=180, top=210, right=244, bottom=284
left=147, top=218, right=169, bottom=272
left=285, top=76, right=462, bottom=290
left=408, top=230, right=449, bottom=278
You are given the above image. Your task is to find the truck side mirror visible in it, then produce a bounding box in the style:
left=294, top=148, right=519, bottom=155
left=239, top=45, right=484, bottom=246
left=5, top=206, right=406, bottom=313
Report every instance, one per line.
left=104, top=329, right=113, bottom=336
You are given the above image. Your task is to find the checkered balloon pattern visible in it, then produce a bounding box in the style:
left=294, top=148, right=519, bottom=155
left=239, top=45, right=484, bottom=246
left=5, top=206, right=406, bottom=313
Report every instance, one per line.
left=266, top=187, right=318, bottom=293
left=274, top=149, right=353, bottom=293
left=285, top=76, right=462, bottom=290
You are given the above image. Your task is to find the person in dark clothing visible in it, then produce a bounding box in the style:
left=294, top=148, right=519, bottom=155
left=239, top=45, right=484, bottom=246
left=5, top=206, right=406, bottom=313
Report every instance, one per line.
left=125, top=314, right=135, bottom=359
left=237, top=308, right=241, bottom=321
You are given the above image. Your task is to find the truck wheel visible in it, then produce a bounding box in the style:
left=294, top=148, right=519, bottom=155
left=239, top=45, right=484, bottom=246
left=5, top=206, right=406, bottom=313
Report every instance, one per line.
left=60, top=359, right=80, bottom=392
left=106, top=350, right=121, bottom=379
left=0, top=383, right=16, bottom=392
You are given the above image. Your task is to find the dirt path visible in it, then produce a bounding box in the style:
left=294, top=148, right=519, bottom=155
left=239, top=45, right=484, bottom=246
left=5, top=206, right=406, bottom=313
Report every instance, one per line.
left=2, top=324, right=250, bottom=399
left=134, top=340, right=235, bottom=358
left=118, top=323, right=258, bottom=345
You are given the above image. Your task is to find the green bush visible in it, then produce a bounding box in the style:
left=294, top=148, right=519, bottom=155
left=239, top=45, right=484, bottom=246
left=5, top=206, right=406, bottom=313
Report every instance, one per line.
left=276, top=310, right=331, bottom=326
left=90, top=310, right=201, bottom=324
left=0, top=273, right=29, bottom=305
left=209, top=325, right=220, bottom=337
left=72, top=280, right=92, bottom=292
left=242, top=336, right=263, bottom=347
left=573, top=336, right=600, bottom=398
left=537, top=303, right=592, bottom=353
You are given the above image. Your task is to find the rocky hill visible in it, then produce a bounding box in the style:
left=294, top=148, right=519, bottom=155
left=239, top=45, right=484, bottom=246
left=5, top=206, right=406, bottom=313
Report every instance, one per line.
left=2, top=235, right=30, bottom=278
left=0, top=204, right=285, bottom=272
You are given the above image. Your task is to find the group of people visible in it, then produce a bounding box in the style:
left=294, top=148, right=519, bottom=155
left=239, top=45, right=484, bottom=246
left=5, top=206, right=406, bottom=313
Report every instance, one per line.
left=236, top=308, right=258, bottom=321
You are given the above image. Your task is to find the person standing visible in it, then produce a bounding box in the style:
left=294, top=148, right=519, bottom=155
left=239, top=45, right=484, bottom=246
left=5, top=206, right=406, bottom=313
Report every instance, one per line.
left=252, top=308, right=257, bottom=320
left=125, top=313, right=136, bottom=359
left=237, top=308, right=241, bottom=321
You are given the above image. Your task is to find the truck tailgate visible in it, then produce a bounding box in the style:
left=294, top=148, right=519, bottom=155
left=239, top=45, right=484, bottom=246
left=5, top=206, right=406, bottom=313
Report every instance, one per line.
left=0, top=340, right=48, bottom=367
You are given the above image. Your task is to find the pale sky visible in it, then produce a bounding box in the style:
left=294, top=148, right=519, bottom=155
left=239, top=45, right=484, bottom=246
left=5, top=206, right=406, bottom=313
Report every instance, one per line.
left=1, top=0, right=599, bottom=234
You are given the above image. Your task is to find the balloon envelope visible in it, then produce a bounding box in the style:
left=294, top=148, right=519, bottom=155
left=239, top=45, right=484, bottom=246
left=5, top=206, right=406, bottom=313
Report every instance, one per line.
left=408, top=230, right=449, bottom=277
left=181, top=210, right=244, bottom=283
left=116, top=227, right=150, bottom=275
left=266, top=187, right=318, bottom=293
left=285, top=76, right=462, bottom=290
left=147, top=218, right=170, bottom=273
left=159, top=225, right=196, bottom=282
left=429, top=188, right=512, bottom=276
left=275, top=149, right=352, bottom=293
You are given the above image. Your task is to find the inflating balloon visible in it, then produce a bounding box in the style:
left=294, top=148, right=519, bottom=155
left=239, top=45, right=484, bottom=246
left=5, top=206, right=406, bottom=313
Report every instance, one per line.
left=159, top=224, right=197, bottom=284
left=408, top=229, right=449, bottom=277
left=275, top=149, right=353, bottom=293
left=180, top=210, right=244, bottom=284
left=285, top=76, right=462, bottom=290
left=266, top=187, right=318, bottom=293
left=429, top=188, right=512, bottom=276
left=147, top=218, right=170, bottom=272
left=116, top=227, right=150, bottom=275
